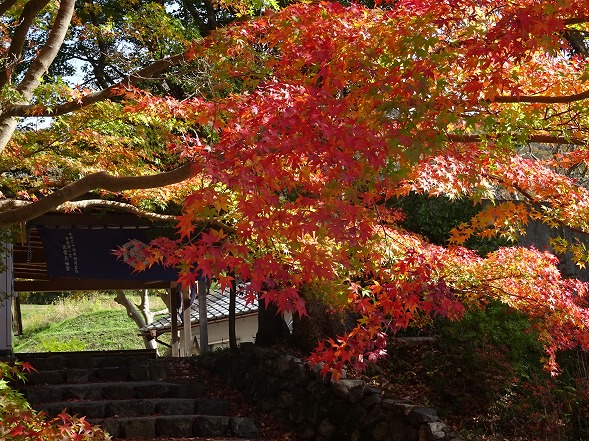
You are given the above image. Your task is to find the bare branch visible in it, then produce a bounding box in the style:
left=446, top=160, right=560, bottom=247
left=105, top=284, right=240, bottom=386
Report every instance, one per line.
left=1, top=53, right=189, bottom=118
left=0, top=163, right=194, bottom=226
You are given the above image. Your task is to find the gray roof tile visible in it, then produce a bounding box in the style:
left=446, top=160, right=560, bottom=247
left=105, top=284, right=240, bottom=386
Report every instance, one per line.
left=140, top=284, right=257, bottom=336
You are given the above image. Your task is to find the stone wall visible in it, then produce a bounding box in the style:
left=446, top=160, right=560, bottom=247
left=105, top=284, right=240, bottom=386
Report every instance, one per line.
left=518, top=219, right=589, bottom=281
left=203, top=344, right=463, bottom=441
left=482, top=199, right=589, bottom=281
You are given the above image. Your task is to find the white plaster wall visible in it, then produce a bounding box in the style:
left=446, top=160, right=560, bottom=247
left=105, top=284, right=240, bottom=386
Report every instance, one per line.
left=192, top=310, right=293, bottom=351
left=192, top=314, right=258, bottom=350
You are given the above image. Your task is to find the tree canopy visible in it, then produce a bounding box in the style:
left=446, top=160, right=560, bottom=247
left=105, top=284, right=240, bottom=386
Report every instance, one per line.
left=2, top=0, right=589, bottom=377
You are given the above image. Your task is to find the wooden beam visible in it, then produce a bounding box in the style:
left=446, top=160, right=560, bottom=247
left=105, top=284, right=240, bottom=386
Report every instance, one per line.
left=14, top=270, right=47, bottom=279
left=13, top=248, right=46, bottom=263
left=14, top=278, right=172, bottom=292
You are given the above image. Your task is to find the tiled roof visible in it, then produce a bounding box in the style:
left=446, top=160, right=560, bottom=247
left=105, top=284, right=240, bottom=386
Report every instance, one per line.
left=140, top=284, right=258, bottom=336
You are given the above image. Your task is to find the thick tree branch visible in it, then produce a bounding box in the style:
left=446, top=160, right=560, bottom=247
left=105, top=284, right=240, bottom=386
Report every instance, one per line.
left=0, top=0, right=19, bottom=16
left=17, top=0, right=75, bottom=97
left=0, top=0, right=51, bottom=88
left=204, top=0, right=218, bottom=32
left=0, top=163, right=193, bottom=226
left=0, top=0, right=75, bottom=153
left=493, top=89, right=589, bottom=105
left=115, top=290, right=147, bottom=328
left=0, top=199, right=178, bottom=222
left=181, top=0, right=209, bottom=35
left=1, top=52, right=188, bottom=118
left=114, top=290, right=157, bottom=350
left=564, top=17, right=589, bottom=26
left=87, top=7, right=114, bottom=89
left=447, top=133, right=587, bottom=146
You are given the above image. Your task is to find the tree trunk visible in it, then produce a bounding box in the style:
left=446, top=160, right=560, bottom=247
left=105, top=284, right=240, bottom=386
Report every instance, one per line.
left=228, top=277, right=237, bottom=350
left=255, top=295, right=290, bottom=347
left=290, top=285, right=352, bottom=354
left=114, top=290, right=156, bottom=350
left=138, top=289, right=154, bottom=324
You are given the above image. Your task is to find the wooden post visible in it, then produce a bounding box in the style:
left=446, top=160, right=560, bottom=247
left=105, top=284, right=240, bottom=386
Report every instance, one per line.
left=12, top=293, right=22, bottom=336
left=170, top=286, right=179, bottom=357
left=181, top=285, right=192, bottom=356
left=198, top=279, right=208, bottom=353
left=0, top=243, right=13, bottom=356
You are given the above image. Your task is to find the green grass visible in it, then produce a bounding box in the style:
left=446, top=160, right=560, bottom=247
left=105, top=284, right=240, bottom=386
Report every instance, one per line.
left=13, top=293, right=168, bottom=353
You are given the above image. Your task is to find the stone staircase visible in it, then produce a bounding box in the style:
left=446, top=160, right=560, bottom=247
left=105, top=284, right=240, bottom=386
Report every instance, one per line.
left=13, top=350, right=259, bottom=440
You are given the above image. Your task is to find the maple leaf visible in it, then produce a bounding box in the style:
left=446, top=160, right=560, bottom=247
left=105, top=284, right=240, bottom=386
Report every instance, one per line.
left=9, top=425, right=24, bottom=436
left=18, top=362, right=35, bottom=374
left=218, top=272, right=235, bottom=292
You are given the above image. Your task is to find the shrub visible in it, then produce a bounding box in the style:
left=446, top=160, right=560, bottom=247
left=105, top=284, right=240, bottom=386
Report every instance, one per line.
left=0, top=361, right=111, bottom=440
left=396, top=193, right=510, bottom=254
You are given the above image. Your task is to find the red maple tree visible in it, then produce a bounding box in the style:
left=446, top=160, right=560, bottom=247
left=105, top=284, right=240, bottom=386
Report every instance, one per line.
left=117, top=0, right=589, bottom=377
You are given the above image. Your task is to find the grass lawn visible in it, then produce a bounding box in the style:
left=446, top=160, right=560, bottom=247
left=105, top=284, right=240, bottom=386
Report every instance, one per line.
left=13, top=292, right=169, bottom=353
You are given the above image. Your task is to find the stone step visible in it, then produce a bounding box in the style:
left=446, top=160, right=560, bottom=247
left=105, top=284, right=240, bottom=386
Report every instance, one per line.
left=23, top=380, right=205, bottom=404
left=96, top=414, right=259, bottom=439
left=24, top=364, right=168, bottom=384
left=36, top=397, right=230, bottom=419
left=13, top=351, right=260, bottom=440
left=15, top=350, right=157, bottom=370
left=15, top=351, right=166, bottom=385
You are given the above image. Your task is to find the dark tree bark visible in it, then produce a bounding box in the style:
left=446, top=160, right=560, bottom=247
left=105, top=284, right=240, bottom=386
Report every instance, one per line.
left=290, top=285, right=353, bottom=354
left=228, top=277, right=237, bottom=350
left=255, top=295, right=290, bottom=347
